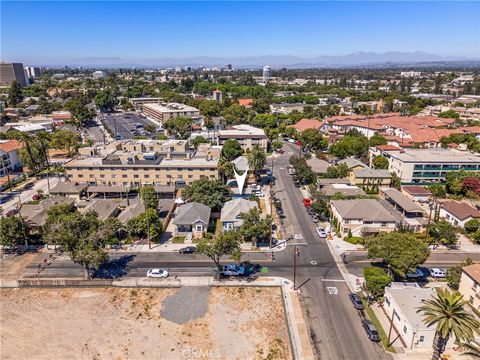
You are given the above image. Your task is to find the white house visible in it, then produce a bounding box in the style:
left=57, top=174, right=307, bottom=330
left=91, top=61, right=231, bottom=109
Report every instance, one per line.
left=220, top=198, right=258, bottom=231
left=439, top=200, right=480, bottom=228
left=383, top=283, right=437, bottom=349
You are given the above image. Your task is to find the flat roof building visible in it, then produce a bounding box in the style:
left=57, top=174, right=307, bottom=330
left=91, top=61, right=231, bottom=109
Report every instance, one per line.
left=217, top=124, right=268, bottom=151
left=142, top=102, right=200, bottom=123
left=385, top=148, right=480, bottom=184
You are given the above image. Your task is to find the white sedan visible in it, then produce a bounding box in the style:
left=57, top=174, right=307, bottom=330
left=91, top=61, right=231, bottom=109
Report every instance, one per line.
left=316, top=227, right=328, bottom=238
left=146, top=269, right=169, bottom=278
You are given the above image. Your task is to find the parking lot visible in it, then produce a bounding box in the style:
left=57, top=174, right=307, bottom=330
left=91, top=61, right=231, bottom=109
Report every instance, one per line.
left=101, top=112, right=159, bottom=140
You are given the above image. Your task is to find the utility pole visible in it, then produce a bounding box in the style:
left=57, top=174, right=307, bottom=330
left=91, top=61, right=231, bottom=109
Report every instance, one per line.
left=287, top=239, right=307, bottom=291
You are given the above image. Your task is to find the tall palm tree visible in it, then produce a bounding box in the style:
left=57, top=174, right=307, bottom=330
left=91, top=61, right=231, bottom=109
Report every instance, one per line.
left=17, top=132, right=38, bottom=175
left=36, top=131, right=52, bottom=191
left=247, top=145, right=266, bottom=176
left=417, top=288, right=480, bottom=360
left=460, top=339, right=480, bottom=358
left=217, top=157, right=233, bottom=182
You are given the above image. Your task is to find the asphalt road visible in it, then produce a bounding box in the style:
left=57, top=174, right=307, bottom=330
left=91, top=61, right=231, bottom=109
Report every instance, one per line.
left=269, top=143, right=392, bottom=360
left=101, top=112, right=158, bottom=140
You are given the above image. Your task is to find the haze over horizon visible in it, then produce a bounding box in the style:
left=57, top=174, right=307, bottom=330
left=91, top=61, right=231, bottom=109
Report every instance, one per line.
left=1, top=1, right=479, bottom=66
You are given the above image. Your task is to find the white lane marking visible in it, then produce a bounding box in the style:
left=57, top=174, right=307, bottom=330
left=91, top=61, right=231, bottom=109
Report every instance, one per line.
left=310, top=261, right=317, bottom=265
left=322, top=279, right=346, bottom=282
left=327, top=286, right=339, bottom=295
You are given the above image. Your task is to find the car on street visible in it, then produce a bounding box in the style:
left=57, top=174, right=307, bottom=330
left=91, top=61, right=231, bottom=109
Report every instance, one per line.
left=306, top=207, right=313, bottom=215
left=22, top=183, right=34, bottom=190
left=295, top=140, right=301, bottom=146
left=146, top=269, right=169, bottom=278
left=0, top=194, right=14, bottom=204
left=288, top=139, right=295, bottom=143
left=406, top=268, right=426, bottom=280
left=349, top=293, right=365, bottom=310
left=303, top=198, right=312, bottom=207
left=276, top=208, right=284, bottom=216
left=361, top=319, right=381, bottom=342
left=316, top=227, right=328, bottom=238
left=293, top=181, right=301, bottom=188
left=179, top=246, right=196, bottom=254
left=430, top=268, right=446, bottom=278
left=311, top=215, right=319, bottom=223
left=288, top=166, right=296, bottom=175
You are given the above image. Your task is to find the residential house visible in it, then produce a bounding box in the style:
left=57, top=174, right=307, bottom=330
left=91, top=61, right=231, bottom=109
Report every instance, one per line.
left=459, top=264, right=480, bottom=311
left=320, top=183, right=366, bottom=199
left=401, top=185, right=432, bottom=203
left=439, top=200, right=480, bottom=227
left=330, top=199, right=397, bottom=236
left=380, top=188, right=426, bottom=231
left=383, top=283, right=437, bottom=349
left=307, top=157, right=330, bottom=175
left=338, top=157, right=368, bottom=171
left=288, top=118, right=323, bottom=133
left=349, top=168, right=392, bottom=190
left=173, top=202, right=211, bottom=237
left=49, top=182, right=87, bottom=200
left=19, top=196, right=75, bottom=232
left=238, top=98, right=253, bottom=108
left=220, top=198, right=258, bottom=231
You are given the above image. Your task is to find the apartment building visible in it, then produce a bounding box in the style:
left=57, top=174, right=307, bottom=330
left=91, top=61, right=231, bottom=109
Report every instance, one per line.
left=217, top=124, right=268, bottom=151
left=422, top=105, right=480, bottom=121
left=0, top=62, right=27, bottom=86
left=385, top=148, right=480, bottom=183
left=142, top=102, right=200, bottom=122
left=0, top=140, right=23, bottom=176
left=64, top=140, right=219, bottom=187
left=459, top=264, right=480, bottom=311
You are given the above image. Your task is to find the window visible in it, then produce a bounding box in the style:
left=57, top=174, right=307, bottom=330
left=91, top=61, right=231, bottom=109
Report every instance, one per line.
left=134, top=175, right=139, bottom=178
left=144, top=175, right=150, bottom=178
left=403, top=325, right=407, bottom=334
left=122, top=175, right=127, bottom=178
left=100, top=174, right=105, bottom=178
left=112, top=174, right=116, bottom=178
left=78, top=174, right=84, bottom=178
left=419, top=336, right=425, bottom=343
left=195, top=224, right=203, bottom=232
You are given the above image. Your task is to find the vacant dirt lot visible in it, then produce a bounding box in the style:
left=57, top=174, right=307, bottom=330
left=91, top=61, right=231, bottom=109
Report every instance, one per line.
left=0, top=286, right=291, bottom=360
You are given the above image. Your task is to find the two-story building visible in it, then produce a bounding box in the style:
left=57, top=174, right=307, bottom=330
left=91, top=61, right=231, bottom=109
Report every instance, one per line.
left=217, top=125, right=268, bottom=151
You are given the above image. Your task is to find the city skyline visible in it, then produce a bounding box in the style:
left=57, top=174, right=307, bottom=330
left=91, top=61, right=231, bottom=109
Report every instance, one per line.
left=1, top=1, right=479, bottom=66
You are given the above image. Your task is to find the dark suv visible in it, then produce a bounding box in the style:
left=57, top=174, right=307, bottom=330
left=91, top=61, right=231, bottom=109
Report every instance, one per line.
left=362, top=320, right=381, bottom=342
left=179, top=246, right=196, bottom=254
left=349, top=293, right=365, bottom=310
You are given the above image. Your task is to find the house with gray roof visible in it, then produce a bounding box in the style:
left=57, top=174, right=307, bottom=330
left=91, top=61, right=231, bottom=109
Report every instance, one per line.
left=173, top=202, right=211, bottom=237
left=19, top=196, right=75, bottom=231
left=220, top=199, right=258, bottom=231
left=330, top=199, right=397, bottom=236
left=338, top=157, right=368, bottom=171
left=49, top=182, right=87, bottom=200
left=349, top=168, right=392, bottom=190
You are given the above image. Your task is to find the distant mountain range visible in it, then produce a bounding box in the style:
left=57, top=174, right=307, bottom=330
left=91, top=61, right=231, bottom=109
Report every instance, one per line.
left=27, top=51, right=479, bottom=69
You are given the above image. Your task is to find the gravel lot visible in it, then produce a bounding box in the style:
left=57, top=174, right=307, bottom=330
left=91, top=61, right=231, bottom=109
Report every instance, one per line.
left=162, top=286, right=210, bottom=324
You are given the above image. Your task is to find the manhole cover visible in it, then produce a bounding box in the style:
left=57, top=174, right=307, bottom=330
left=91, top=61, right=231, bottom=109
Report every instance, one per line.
left=310, top=261, right=317, bottom=265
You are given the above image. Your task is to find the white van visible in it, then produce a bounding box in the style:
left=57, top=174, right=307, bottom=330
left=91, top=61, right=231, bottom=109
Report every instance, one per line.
left=429, top=268, right=446, bottom=278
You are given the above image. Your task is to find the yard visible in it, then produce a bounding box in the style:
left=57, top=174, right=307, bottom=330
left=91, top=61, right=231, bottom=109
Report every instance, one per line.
left=0, top=286, right=291, bottom=360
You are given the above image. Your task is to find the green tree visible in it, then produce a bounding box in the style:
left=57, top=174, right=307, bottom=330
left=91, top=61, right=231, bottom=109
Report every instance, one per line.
left=43, top=209, right=108, bottom=279
left=438, top=109, right=460, bottom=119
left=429, top=183, right=447, bottom=198
left=97, top=217, right=122, bottom=245
left=417, top=288, right=480, bottom=360
left=329, top=134, right=369, bottom=159
left=192, top=135, right=209, bottom=149
left=95, top=90, right=117, bottom=112
left=183, top=179, right=231, bottom=211
left=217, top=156, right=234, bottom=182
left=465, top=219, right=480, bottom=234
left=239, top=207, right=272, bottom=246
left=140, top=186, right=158, bottom=209
left=198, top=100, right=222, bottom=117
left=222, top=139, right=243, bottom=161
left=366, top=232, right=430, bottom=278
left=8, top=81, right=23, bottom=106
left=429, top=220, right=457, bottom=246
left=446, top=258, right=473, bottom=290
left=391, top=172, right=401, bottom=190
left=331, top=192, right=348, bottom=200
left=326, top=163, right=349, bottom=178
left=64, top=95, right=96, bottom=126
left=372, top=155, right=389, bottom=170
left=363, top=266, right=392, bottom=300
left=163, top=116, right=193, bottom=139
left=300, top=129, right=328, bottom=151
left=459, top=339, right=480, bottom=357
left=369, top=134, right=387, bottom=147
left=247, top=145, right=266, bottom=175
left=0, top=216, right=29, bottom=247
left=196, top=230, right=242, bottom=268
left=50, top=130, right=80, bottom=156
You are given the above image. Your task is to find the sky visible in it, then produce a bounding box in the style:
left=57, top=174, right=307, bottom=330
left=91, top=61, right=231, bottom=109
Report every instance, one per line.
left=1, top=1, right=479, bottom=64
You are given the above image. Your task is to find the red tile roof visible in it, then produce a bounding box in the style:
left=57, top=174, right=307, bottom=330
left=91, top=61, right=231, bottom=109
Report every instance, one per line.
left=0, top=140, right=23, bottom=153
left=289, top=118, right=323, bottom=132
left=238, top=98, right=253, bottom=107
left=375, top=145, right=401, bottom=151
left=402, top=185, right=432, bottom=196
left=441, top=200, right=480, bottom=221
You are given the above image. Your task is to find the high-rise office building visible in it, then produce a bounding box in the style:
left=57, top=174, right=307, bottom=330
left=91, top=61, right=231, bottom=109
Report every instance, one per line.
left=0, top=62, right=27, bottom=86
left=263, top=65, right=271, bottom=84
left=25, top=66, right=42, bottom=78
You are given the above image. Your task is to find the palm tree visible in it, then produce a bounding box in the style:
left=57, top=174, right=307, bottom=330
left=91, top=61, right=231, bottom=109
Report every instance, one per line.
left=417, top=288, right=480, bottom=360
left=36, top=131, right=52, bottom=191
left=17, top=132, right=38, bottom=176
left=460, top=339, right=480, bottom=358
left=217, top=157, right=233, bottom=182
left=247, top=145, right=266, bottom=176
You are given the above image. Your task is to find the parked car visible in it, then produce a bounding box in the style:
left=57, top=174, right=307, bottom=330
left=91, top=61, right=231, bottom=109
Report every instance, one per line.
left=22, top=183, right=34, bottom=190
left=293, top=181, right=301, bottom=188
left=276, top=208, right=284, bottom=216
left=0, top=194, right=14, bottom=204
left=288, top=139, right=295, bottom=143
left=288, top=167, right=296, bottom=175
left=146, top=269, right=169, bottom=278
left=306, top=207, right=313, bottom=215
left=361, top=319, right=381, bottom=342
left=430, top=268, right=446, bottom=278
left=406, top=268, right=426, bottom=280
left=32, top=193, right=42, bottom=200
left=311, top=215, right=319, bottom=223
left=349, top=293, right=365, bottom=310
left=179, top=246, right=196, bottom=254
left=294, top=140, right=301, bottom=146
left=316, top=227, right=328, bottom=238
left=303, top=198, right=312, bottom=207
